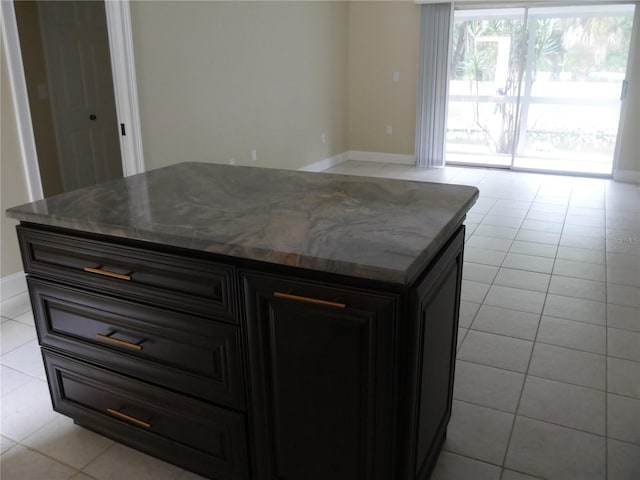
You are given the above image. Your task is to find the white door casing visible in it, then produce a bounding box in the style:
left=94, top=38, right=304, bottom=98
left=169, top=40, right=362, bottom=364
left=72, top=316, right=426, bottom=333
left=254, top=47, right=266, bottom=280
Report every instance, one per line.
left=104, top=0, right=144, bottom=178
left=1, top=1, right=43, bottom=201
left=0, top=0, right=144, bottom=201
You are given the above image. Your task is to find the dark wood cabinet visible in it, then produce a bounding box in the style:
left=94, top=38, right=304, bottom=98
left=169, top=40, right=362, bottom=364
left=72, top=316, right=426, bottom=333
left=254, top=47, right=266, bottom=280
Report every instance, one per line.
left=17, top=222, right=465, bottom=480
left=242, top=274, right=398, bottom=480
left=241, top=227, right=465, bottom=480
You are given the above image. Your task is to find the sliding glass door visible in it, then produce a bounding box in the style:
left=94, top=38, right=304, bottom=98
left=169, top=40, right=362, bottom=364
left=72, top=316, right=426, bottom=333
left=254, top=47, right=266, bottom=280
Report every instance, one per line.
left=445, top=4, right=636, bottom=175
left=447, top=8, right=527, bottom=167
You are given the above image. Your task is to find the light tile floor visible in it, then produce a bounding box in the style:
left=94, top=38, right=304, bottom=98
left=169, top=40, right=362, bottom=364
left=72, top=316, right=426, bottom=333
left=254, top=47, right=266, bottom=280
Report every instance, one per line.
left=1, top=161, right=638, bottom=479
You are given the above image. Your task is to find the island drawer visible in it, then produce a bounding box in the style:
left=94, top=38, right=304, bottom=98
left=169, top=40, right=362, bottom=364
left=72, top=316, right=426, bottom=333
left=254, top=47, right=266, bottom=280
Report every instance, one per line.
left=18, top=225, right=237, bottom=323
left=29, top=278, right=244, bottom=409
left=42, top=350, right=249, bottom=480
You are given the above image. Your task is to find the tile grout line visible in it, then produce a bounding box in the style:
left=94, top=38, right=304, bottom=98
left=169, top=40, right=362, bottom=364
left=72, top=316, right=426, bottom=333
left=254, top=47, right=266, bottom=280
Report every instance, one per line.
left=454, top=355, right=639, bottom=401
left=497, top=183, right=547, bottom=473
left=76, top=441, right=120, bottom=477
left=456, top=177, right=543, bottom=480
left=3, top=439, right=83, bottom=476
left=462, top=268, right=639, bottom=331
left=0, top=364, right=46, bottom=388
left=604, top=186, right=610, bottom=480
left=497, top=177, right=575, bottom=474
left=452, top=397, right=633, bottom=443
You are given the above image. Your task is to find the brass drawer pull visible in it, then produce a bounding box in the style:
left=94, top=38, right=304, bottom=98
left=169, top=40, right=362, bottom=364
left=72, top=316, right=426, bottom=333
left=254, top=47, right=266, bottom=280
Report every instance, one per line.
left=107, top=408, right=151, bottom=428
left=274, top=292, right=345, bottom=309
left=84, top=266, right=131, bottom=281
left=96, top=333, right=143, bottom=350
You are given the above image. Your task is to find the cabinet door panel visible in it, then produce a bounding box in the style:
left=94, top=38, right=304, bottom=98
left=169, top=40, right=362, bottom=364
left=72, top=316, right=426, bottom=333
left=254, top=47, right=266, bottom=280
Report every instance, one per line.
left=243, top=274, right=399, bottom=480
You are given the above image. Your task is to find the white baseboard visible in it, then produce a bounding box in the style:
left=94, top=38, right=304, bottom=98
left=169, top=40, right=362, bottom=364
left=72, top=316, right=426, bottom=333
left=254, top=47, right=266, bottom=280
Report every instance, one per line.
left=299, top=150, right=417, bottom=172
left=613, top=169, right=640, bottom=184
left=298, top=152, right=349, bottom=172
left=1, top=271, right=27, bottom=302
left=348, top=150, right=415, bottom=165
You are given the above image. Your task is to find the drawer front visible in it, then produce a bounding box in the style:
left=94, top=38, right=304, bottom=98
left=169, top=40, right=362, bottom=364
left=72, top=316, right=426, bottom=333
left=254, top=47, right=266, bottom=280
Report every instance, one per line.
left=43, top=350, right=249, bottom=480
left=30, top=278, right=244, bottom=408
left=18, top=226, right=237, bottom=323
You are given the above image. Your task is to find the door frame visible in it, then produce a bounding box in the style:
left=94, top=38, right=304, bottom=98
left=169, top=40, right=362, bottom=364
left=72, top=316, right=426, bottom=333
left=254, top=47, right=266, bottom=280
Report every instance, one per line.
left=612, top=3, right=639, bottom=182
left=1, top=0, right=144, bottom=201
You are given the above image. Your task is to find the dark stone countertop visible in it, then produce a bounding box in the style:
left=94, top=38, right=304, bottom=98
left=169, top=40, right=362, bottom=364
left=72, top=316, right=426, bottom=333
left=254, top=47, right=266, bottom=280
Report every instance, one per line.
left=6, top=162, right=478, bottom=285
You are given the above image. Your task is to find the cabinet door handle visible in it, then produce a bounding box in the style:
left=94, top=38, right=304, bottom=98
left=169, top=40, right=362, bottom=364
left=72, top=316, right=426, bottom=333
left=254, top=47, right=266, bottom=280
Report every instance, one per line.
left=106, top=408, right=151, bottom=428
left=96, top=333, right=143, bottom=350
left=84, top=266, right=131, bottom=281
left=274, top=292, right=345, bottom=309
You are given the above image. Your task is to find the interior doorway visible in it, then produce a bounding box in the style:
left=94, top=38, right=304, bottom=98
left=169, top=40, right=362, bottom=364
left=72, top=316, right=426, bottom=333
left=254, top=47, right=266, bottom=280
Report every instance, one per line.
left=445, top=3, right=636, bottom=175
left=14, top=0, right=123, bottom=197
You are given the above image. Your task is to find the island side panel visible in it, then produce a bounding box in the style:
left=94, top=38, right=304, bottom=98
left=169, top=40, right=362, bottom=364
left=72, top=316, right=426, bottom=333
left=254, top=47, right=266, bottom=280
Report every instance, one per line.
left=402, top=225, right=465, bottom=480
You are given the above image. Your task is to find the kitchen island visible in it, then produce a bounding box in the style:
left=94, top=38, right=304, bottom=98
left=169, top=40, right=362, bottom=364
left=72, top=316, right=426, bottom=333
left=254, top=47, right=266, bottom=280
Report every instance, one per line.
left=7, top=162, right=478, bottom=480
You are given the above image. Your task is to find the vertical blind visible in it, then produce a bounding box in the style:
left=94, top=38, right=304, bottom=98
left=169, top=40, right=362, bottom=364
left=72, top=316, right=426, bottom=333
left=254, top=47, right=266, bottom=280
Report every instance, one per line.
left=415, top=3, right=454, bottom=167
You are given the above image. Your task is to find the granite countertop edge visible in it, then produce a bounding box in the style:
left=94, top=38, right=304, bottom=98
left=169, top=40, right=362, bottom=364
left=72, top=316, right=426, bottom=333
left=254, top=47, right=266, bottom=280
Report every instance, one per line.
left=8, top=210, right=471, bottom=285
left=6, top=163, right=479, bottom=286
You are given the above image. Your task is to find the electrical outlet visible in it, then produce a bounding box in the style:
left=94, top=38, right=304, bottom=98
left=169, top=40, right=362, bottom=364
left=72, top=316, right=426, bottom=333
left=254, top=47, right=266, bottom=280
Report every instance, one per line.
left=321, top=133, right=326, bottom=144
left=393, top=71, right=400, bottom=82
left=251, top=150, right=257, bottom=162
left=386, top=125, right=393, bottom=135
left=228, top=158, right=236, bottom=165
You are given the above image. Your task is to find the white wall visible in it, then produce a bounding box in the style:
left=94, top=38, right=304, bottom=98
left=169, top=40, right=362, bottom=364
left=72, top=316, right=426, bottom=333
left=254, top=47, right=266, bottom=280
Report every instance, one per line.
left=348, top=1, right=421, bottom=155
left=130, top=1, right=349, bottom=171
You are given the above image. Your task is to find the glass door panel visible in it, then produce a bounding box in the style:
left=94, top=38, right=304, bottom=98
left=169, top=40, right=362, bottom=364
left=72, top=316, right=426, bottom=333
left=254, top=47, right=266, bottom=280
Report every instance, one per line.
left=446, top=9, right=526, bottom=167
left=513, top=5, right=636, bottom=174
